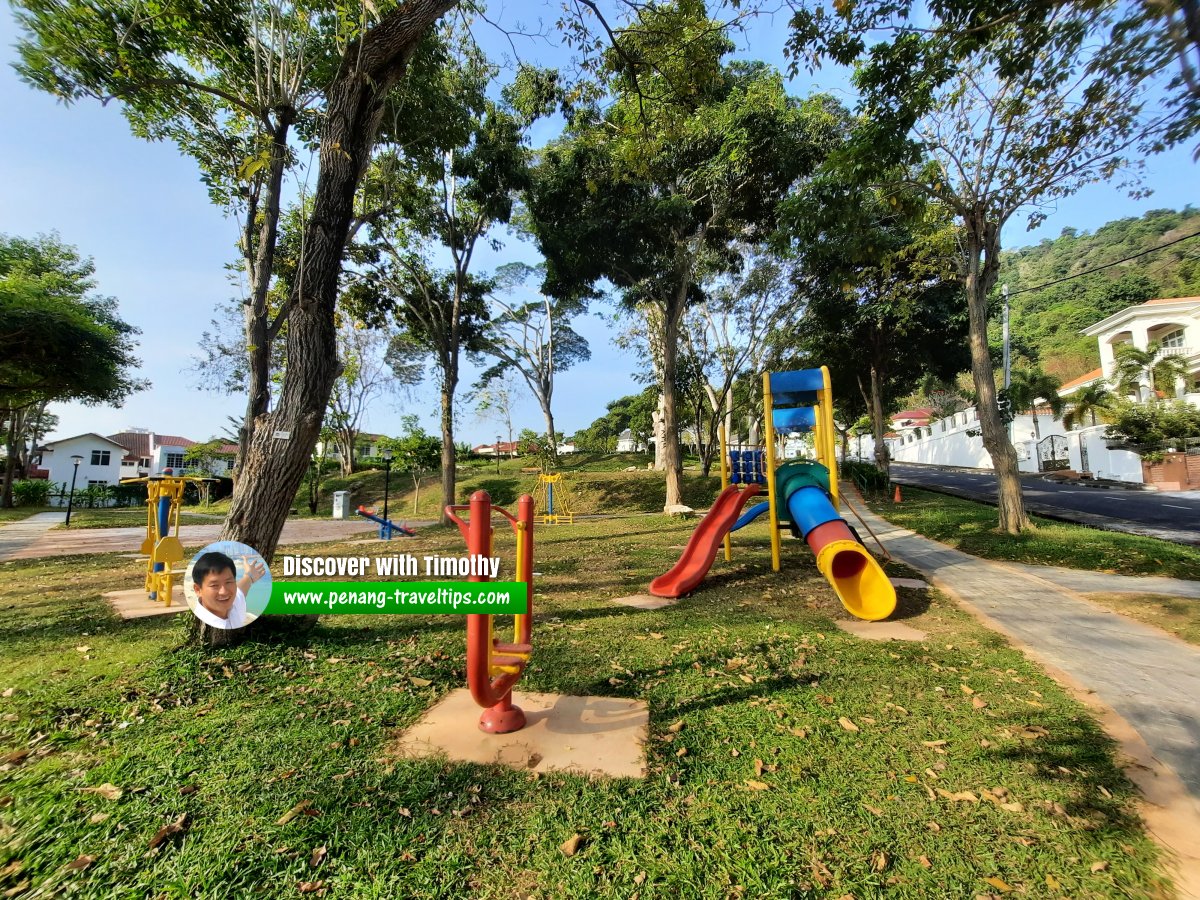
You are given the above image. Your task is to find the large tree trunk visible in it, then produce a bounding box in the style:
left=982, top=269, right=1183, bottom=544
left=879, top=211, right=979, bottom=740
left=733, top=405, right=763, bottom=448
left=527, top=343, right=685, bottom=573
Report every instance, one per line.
left=334, top=427, right=358, bottom=477
left=439, top=373, right=457, bottom=526
left=2, top=410, right=19, bottom=509
left=192, top=0, right=458, bottom=648
left=660, top=295, right=686, bottom=510
left=539, top=391, right=558, bottom=467
left=963, top=213, right=1026, bottom=534
left=869, top=365, right=890, bottom=475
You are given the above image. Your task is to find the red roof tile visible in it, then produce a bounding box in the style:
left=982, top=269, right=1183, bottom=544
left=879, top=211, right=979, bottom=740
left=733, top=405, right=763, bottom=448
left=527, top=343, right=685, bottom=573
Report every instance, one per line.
left=1057, top=367, right=1103, bottom=391
left=154, top=435, right=196, bottom=448
left=1142, top=296, right=1200, bottom=306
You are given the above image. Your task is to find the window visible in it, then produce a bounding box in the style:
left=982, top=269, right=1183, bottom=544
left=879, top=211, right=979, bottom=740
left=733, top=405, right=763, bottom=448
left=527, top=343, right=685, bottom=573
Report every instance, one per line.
left=90, top=450, right=110, bottom=466
left=87, top=480, right=108, bottom=487
left=940, top=420, right=946, bottom=432
left=1161, top=328, right=1185, bottom=349
left=226, top=459, right=235, bottom=471
left=139, top=457, right=151, bottom=468
left=165, top=452, right=186, bottom=469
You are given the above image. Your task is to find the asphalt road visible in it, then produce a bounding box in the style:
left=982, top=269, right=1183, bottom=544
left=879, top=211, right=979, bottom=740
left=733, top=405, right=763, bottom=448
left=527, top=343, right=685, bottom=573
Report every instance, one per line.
left=890, top=463, right=1200, bottom=546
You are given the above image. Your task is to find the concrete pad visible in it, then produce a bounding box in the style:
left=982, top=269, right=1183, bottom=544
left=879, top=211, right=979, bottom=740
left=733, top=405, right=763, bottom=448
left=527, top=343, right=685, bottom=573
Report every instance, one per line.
left=836, top=620, right=927, bottom=642
left=890, top=577, right=931, bottom=589
left=611, top=594, right=677, bottom=610
left=390, top=689, right=648, bottom=779
left=104, top=586, right=187, bottom=620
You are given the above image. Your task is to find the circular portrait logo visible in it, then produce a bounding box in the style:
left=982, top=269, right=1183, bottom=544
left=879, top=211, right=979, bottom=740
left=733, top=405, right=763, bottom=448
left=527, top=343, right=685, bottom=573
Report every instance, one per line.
left=184, top=541, right=272, bottom=630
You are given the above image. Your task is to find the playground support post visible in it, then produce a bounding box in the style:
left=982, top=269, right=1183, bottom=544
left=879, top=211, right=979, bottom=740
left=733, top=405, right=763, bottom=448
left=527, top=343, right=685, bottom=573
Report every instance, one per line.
left=719, top=424, right=732, bottom=562
left=820, top=366, right=839, bottom=508
left=761, top=373, right=782, bottom=573
left=381, top=448, right=393, bottom=531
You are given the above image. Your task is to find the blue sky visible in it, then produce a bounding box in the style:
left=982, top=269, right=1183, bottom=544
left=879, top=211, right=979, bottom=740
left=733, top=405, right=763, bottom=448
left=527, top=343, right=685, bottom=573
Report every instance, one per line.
left=1, top=7, right=1195, bottom=448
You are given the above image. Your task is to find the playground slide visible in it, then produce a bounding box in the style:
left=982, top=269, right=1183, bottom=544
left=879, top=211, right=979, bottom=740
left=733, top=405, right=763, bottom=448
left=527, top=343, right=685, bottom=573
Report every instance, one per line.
left=776, top=462, right=895, bottom=621
left=649, top=484, right=761, bottom=599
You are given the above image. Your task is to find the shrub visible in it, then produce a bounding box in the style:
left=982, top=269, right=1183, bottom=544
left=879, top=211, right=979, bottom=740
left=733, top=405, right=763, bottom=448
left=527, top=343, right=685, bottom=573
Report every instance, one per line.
left=11, top=479, right=52, bottom=507
left=839, top=460, right=889, bottom=494
left=1106, top=400, right=1200, bottom=449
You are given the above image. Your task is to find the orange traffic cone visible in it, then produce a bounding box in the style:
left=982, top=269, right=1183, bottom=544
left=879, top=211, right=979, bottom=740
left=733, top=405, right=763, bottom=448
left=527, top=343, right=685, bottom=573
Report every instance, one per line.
left=893, top=484, right=902, bottom=503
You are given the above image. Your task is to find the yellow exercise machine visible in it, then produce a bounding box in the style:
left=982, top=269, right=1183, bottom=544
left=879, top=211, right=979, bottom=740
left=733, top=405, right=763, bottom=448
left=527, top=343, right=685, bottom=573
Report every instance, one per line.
left=533, top=472, right=575, bottom=525
left=121, top=474, right=214, bottom=605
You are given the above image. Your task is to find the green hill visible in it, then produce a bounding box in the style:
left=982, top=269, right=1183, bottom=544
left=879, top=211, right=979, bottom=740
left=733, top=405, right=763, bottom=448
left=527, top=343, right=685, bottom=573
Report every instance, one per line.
left=997, top=207, right=1200, bottom=382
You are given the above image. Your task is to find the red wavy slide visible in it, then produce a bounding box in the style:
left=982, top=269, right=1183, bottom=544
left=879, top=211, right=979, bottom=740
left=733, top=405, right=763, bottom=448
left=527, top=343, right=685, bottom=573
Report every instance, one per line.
left=649, top=484, right=762, bottom=599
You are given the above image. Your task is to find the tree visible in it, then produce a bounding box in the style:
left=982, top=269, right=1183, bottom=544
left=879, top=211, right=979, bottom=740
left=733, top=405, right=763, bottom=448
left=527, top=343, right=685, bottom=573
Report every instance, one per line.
left=12, top=0, right=345, bottom=472
left=528, top=1, right=843, bottom=511
left=350, top=34, right=530, bottom=523
left=468, top=370, right=519, bottom=454
left=327, top=322, right=411, bottom=477
left=788, top=0, right=1181, bottom=533
left=1063, top=383, right=1113, bottom=430
left=1112, top=342, right=1191, bottom=401
left=1006, top=368, right=1063, bottom=440
left=381, top=415, right=441, bottom=514
left=477, top=263, right=590, bottom=465
left=0, top=234, right=144, bottom=507
left=779, top=179, right=969, bottom=473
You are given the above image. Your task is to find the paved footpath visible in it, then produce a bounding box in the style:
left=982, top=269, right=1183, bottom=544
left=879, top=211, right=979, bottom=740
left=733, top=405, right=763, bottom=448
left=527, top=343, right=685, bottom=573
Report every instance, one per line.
left=0, top=511, right=67, bottom=561
left=0, top=516, right=378, bottom=563
left=847, top=497, right=1200, bottom=802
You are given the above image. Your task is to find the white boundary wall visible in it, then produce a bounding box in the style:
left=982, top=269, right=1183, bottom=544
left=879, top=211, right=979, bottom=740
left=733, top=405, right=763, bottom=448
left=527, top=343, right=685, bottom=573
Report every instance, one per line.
left=880, top=408, right=1144, bottom=483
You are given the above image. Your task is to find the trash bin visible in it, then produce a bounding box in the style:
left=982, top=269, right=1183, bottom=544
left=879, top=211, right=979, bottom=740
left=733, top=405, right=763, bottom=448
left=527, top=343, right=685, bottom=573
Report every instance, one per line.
left=332, top=491, right=350, bottom=520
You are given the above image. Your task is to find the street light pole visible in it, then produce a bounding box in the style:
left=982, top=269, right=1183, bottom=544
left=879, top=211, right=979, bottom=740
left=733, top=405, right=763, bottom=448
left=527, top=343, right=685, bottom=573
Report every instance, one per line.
left=66, top=454, right=83, bottom=527
left=381, top=448, right=393, bottom=530
left=496, top=435, right=502, bottom=475
left=1001, top=283, right=1011, bottom=391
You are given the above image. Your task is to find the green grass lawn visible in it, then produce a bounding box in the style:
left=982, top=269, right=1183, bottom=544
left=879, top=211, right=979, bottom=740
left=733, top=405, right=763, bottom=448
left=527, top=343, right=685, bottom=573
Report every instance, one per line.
left=0, top=518, right=1172, bottom=898
left=865, top=486, right=1200, bottom=581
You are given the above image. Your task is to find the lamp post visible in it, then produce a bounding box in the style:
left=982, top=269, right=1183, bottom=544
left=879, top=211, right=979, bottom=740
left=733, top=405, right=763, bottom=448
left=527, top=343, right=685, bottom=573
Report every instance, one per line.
left=65, top=454, right=83, bottom=527
left=381, top=448, right=393, bottom=528
left=1001, top=283, right=1011, bottom=391
left=496, top=435, right=502, bottom=475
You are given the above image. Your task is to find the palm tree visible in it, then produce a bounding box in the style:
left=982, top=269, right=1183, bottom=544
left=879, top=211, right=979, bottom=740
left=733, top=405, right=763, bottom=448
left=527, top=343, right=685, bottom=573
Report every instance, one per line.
left=1063, top=382, right=1112, bottom=429
left=1112, top=341, right=1189, bottom=401
left=1007, top=368, right=1064, bottom=440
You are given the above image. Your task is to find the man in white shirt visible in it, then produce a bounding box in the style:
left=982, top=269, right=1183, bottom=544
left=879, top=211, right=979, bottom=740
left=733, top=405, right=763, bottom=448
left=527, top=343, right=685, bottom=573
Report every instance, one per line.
left=191, top=551, right=265, bottom=630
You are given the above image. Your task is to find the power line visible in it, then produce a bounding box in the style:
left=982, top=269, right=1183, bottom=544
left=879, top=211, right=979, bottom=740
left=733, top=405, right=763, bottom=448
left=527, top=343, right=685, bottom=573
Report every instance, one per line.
left=1007, top=229, right=1200, bottom=296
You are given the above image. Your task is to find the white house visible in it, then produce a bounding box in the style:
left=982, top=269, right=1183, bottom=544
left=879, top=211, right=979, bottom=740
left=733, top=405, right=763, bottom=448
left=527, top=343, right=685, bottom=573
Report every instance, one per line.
left=1066, top=296, right=1200, bottom=405
left=37, top=433, right=127, bottom=501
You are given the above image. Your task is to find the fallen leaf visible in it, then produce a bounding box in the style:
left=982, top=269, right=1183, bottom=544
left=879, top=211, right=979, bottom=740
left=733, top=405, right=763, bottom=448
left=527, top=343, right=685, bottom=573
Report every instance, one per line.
left=810, top=858, right=833, bottom=888
left=864, top=804, right=883, bottom=816
left=926, top=821, right=941, bottom=832
left=64, top=854, right=95, bottom=871
left=675, top=747, right=687, bottom=757
left=960, top=684, right=975, bottom=695
left=0, top=688, right=13, bottom=697
left=1046, top=874, right=1062, bottom=889
left=754, top=759, right=764, bottom=777
left=398, top=808, right=411, bottom=817
left=560, top=833, right=584, bottom=856
left=919, top=855, right=933, bottom=869
left=730, top=748, right=740, bottom=758
left=297, top=880, right=325, bottom=893
left=667, top=721, right=685, bottom=733
left=985, top=876, right=1014, bottom=892
left=745, top=780, right=770, bottom=791
left=1090, top=861, right=1109, bottom=873
left=76, top=646, right=91, bottom=653
left=78, top=783, right=122, bottom=801
left=179, top=785, right=199, bottom=796
left=789, top=727, right=807, bottom=738
left=3, top=880, right=30, bottom=898
left=88, top=813, right=110, bottom=824
left=871, top=850, right=889, bottom=872
left=409, top=677, right=432, bottom=688
left=972, top=696, right=989, bottom=709
left=936, top=789, right=979, bottom=803
left=1, top=751, right=29, bottom=767
left=838, top=717, right=860, bottom=732
left=148, top=813, right=190, bottom=850
left=634, top=871, right=647, bottom=885
left=921, top=740, right=947, bottom=748
left=277, top=800, right=313, bottom=825
left=309, top=846, right=327, bottom=868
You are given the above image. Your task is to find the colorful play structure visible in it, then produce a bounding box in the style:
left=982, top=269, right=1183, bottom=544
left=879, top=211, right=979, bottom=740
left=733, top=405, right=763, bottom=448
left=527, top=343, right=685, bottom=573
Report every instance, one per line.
left=445, top=492, right=536, bottom=733
left=533, top=472, right=575, bottom=525
left=356, top=505, right=415, bottom=539
left=649, top=367, right=896, bottom=621
left=121, top=473, right=214, bottom=605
